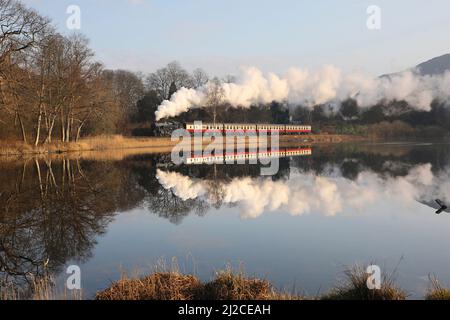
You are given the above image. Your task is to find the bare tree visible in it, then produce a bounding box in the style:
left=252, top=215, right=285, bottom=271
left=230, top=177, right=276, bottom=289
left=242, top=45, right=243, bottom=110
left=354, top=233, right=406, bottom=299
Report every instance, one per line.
left=0, top=0, right=49, bottom=65
left=146, top=61, right=193, bottom=100
left=0, top=0, right=49, bottom=142
left=191, top=68, right=209, bottom=88
left=205, top=77, right=225, bottom=124
left=222, top=74, right=236, bottom=84
left=102, top=69, right=144, bottom=132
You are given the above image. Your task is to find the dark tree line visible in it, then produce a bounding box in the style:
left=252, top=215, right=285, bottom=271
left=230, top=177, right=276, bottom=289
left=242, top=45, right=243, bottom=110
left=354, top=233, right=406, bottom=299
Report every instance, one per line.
left=292, top=99, right=450, bottom=134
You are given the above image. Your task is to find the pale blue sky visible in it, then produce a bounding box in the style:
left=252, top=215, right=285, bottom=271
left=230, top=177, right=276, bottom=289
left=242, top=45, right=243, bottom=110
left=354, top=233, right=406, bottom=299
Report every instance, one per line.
left=23, top=0, right=450, bottom=76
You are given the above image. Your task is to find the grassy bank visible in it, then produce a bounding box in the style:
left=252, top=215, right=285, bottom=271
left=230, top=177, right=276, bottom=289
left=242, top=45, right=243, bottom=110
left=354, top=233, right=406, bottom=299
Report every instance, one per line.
left=0, top=134, right=362, bottom=157
left=94, top=267, right=448, bottom=301
left=0, top=135, right=177, bottom=157
left=4, top=265, right=450, bottom=300
left=1, top=277, right=82, bottom=300
left=95, top=269, right=304, bottom=301
left=425, top=276, right=450, bottom=300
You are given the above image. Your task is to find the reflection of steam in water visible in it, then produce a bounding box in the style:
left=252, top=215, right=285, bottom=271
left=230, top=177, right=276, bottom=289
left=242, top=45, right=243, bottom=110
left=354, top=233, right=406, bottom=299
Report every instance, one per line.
left=186, top=147, right=312, bottom=165
left=156, top=164, right=450, bottom=219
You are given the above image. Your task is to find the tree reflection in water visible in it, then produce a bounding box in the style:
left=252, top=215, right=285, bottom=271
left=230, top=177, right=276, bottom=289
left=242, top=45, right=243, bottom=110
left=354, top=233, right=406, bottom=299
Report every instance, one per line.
left=0, top=158, right=143, bottom=297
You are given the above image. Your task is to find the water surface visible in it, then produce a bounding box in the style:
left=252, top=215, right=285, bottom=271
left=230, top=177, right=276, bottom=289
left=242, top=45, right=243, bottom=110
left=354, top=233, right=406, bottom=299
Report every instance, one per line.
left=1, top=142, right=450, bottom=299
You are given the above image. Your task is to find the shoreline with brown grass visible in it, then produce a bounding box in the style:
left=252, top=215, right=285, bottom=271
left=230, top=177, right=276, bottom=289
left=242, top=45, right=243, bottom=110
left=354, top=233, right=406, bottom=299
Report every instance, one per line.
left=0, top=134, right=364, bottom=158
left=3, top=265, right=450, bottom=300
left=94, top=267, right=447, bottom=301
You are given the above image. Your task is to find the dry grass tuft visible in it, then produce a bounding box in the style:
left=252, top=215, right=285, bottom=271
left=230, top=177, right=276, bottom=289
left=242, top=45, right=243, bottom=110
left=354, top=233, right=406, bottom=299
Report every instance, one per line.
left=95, top=272, right=202, bottom=300
left=95, top=268, right=305, bottom=301
left=201, top=269, right=273, bottom=300
left=1, top=276, right=82, bottom=300
left=425, top=276, right=450, bottom=300
left=322, top=265, right=406, bottom=300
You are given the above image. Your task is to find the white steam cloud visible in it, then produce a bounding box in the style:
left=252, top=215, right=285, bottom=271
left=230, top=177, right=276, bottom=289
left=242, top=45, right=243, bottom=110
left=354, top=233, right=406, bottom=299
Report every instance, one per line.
left=155, top=66, right=450, bottom=120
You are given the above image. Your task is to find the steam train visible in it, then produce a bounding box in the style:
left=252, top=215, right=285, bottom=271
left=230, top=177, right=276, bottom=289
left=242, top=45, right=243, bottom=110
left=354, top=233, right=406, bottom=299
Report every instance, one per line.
left=184, top=123, right=312, bottom=135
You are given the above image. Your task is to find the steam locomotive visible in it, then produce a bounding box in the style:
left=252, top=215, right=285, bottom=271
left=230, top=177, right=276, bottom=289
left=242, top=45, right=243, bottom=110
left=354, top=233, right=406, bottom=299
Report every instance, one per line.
left=184, top=123, right=312, bottom=135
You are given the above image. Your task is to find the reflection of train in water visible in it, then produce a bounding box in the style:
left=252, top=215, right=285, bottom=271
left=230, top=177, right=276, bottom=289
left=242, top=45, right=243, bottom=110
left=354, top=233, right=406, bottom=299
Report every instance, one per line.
left=186, top=147, right=312, bottom=165
left=184, top=123, right=312, bottom=135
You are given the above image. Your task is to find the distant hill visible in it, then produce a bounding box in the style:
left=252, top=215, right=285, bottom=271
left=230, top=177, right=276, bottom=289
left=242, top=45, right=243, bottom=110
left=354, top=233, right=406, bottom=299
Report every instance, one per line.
left=381, top=53, right=450, bottom=78
left=416, top=54, right=450, bottom=76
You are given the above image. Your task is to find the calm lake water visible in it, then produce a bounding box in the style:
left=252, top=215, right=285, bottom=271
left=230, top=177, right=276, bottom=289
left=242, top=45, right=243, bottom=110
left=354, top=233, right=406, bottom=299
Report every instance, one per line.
left=1, top=142, right=450, bottom=299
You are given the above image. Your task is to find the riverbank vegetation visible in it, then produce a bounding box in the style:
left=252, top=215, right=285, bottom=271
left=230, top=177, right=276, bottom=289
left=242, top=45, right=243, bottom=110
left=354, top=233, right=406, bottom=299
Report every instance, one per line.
left=0, top=135, right=179, bottom=156
left=425, top=276, right=450, bottom=300
left=95, top=268, right=303, bottom=301
left=92, top=267, right=446, bottom=301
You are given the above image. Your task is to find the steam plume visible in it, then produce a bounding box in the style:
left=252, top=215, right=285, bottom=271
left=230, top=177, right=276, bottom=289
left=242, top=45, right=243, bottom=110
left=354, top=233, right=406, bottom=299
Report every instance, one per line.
left=155, top=66, right=450, bottom=120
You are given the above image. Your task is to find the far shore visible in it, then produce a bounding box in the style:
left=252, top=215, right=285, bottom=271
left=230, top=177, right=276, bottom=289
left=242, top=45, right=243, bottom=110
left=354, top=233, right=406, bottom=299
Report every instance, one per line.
left=0, top=134, right=365, bottom=158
